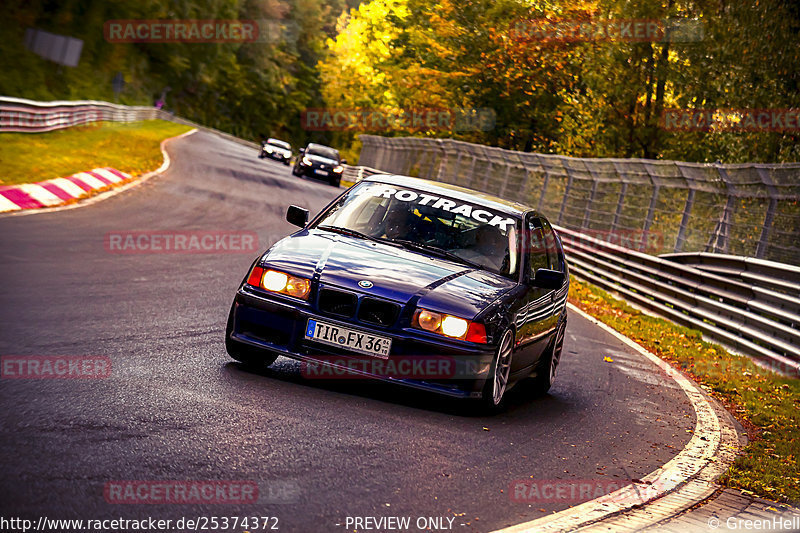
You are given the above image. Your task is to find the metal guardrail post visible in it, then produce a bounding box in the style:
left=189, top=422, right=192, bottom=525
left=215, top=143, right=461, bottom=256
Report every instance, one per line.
left=675, top=188, right=696, bottom=253
left=466, top=155, right=478, bottom=188
left=609, top=161, right=631, bottom=233
left=707, top=164, right=736, bottom=254
left=435, top=140, right=448, bottom=181
left=481, top=151, right=493, bottom=191
left=755, top=166, right=779, bottom=260
left=537, top=164, right=551, bottom=212
left=582, top=173, right=600, bottom=230
left=557, top=170, right=574, bottom=226
left=641, top=162, right=661, bottom=252
left=643, top=186, right=661, bottom=250
left=495, top=147, right=513, bottom=197
left=451, top=150, right=463, bottom=183
left=673, top=163, right=695, bottom=253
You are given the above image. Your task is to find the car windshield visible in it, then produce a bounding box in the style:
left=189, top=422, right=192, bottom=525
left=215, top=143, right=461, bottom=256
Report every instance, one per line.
left=267, top=139, right=290, bottom=150
left=306, top=145, right=339, bottom=160
left=312, top=181, right=520, bottom=277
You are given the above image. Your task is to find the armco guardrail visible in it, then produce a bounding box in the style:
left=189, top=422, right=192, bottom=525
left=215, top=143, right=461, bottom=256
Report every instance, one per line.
left=357, top=135, right=800, bottom=266
left=661, top=252, right=800, bottom=296
left=0, top=96, right=261, bottom=151
left=557, top=226, right=800, bottom=374
left=0, top=96, right=158, bottom=132
left=341, top=164, right=385, bottom=185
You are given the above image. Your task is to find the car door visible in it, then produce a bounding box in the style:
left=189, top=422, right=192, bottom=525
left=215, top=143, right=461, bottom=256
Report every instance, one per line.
left=512, top=214, right=558, bottom=370
left=541, top=217, right=568, bottom=321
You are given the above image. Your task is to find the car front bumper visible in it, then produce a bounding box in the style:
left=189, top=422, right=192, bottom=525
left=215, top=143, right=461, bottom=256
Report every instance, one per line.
left=261, top=150, right=290, bottom=161
left=296, top=162, right=341, bottom=179
left=228, top=286, right=496, bottom=398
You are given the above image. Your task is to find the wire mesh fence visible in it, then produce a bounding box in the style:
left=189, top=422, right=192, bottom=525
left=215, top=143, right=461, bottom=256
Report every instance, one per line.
left=357, top=135, right=800, bottom=265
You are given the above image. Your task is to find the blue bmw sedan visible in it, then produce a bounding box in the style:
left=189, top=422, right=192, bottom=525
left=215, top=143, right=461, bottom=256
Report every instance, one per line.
left=226, top=175, right=568, bottom=411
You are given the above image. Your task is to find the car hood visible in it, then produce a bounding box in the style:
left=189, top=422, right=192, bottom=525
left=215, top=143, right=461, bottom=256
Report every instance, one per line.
left=261, top=230, right=516, bottom=319
left=305, top=154, right=338, bottom=165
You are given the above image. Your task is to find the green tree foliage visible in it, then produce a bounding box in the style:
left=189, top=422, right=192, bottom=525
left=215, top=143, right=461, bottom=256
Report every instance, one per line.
left=1, top=0, right=796, bottom=162
left=318, top=0, right=799, bottom=163
left=0, top=0, right=355, bottom=146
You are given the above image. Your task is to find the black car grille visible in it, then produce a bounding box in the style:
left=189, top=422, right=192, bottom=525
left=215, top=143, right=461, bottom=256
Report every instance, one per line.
left=358, top=298, right=400, bottom=327
left=318, top=288, right=357, bottom=317
left=317, top=288, right=401, bottom=327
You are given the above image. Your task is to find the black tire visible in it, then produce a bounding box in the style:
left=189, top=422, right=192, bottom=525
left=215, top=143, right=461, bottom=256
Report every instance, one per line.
left=292, top=165, right=302, bottom=176
left=225, top=304, right=278, bottom=368
left=283, top=159, right=290, bottom=166
left=528, top=317, right=566, bottom=396
left=477, top=328, right=514, bottom=413
left=329, top=175, right=341, bottom=187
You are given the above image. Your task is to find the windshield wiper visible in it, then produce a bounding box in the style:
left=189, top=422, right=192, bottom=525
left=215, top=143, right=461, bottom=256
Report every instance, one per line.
left=317, top=225, right=384, bottom=244
left=388, top=239, right=484, bottom=270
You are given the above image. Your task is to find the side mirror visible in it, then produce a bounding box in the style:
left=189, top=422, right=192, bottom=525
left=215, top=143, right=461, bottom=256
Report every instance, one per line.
left=531, top=268, right=564, bottom=290
left=286, top=205, right=309, bottom=228
left=298, top=148, right=305, bottom=154
left=340, top=158, right=347, bottom=165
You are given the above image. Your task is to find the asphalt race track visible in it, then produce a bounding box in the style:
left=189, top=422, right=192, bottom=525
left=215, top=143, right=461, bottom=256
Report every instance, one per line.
left=0, top=131, right=697, bottom=532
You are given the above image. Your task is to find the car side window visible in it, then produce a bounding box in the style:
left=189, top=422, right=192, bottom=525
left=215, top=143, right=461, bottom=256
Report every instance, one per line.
left=527, top=216, right=549, bottom=278
left=541, top=219, right=562, bottom=272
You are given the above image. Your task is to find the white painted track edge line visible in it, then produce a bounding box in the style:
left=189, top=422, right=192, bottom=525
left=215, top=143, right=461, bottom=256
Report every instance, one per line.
left=490, top=303, right=741, bottom=533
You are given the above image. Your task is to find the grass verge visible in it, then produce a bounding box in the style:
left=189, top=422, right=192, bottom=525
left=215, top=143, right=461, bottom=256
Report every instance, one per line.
left=0, top=120, right=192, bottom=186
left=568, top=276, right=800, bottom=505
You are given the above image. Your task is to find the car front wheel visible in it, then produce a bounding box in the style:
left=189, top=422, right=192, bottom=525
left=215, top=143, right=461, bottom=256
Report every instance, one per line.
left=478, top=328, right=514, bottom=412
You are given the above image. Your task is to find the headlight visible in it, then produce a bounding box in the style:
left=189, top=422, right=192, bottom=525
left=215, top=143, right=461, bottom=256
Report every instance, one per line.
left=333, top=165, right=344, bottom=173
left=246, top=266, right=311, bottom=300
left=412, top=308, right=487, bottom=343
left=302, top=156, right=312, bottom=165
left=266, top=148, right=273, bottom=153
left=442, top=315, right=469, bottom=337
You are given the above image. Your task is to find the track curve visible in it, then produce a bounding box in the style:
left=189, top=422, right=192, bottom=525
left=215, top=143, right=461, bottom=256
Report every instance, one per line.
left=0, top=131, right=696, bottom=532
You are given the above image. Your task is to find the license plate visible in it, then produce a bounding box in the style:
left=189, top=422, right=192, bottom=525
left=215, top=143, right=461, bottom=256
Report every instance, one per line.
left=314, top=169, right=328, bottom=176
left=305, top=319, right=391, bottom=358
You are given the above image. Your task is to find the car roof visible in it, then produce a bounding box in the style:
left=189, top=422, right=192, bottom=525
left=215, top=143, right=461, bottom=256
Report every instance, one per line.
left=362, top=174, right=535, bottom=217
